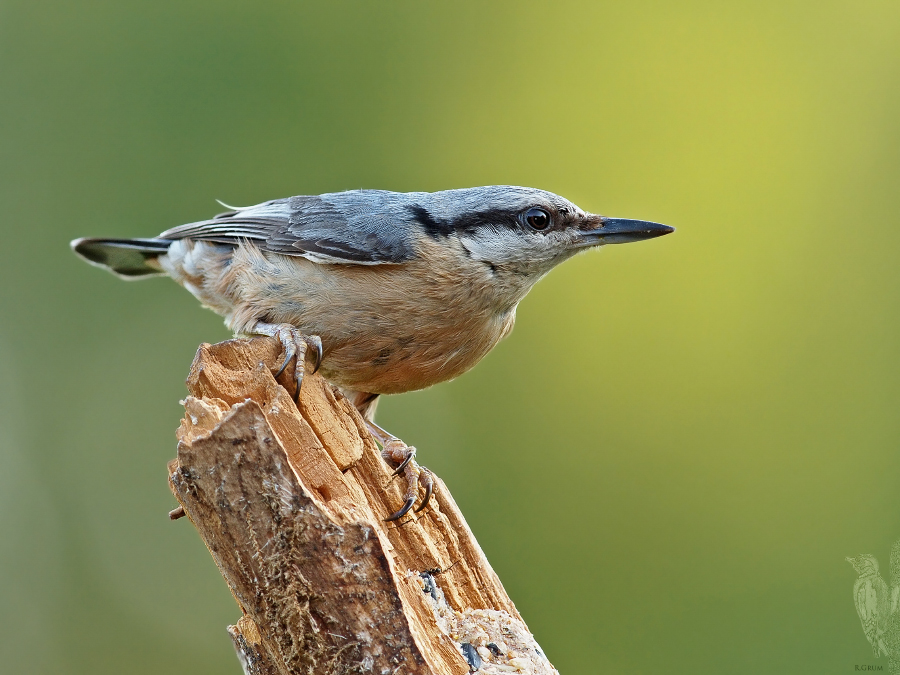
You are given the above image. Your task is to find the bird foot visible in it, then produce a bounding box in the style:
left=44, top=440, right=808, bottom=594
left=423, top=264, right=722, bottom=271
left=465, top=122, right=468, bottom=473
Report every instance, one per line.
left=251, top=322, right=322, bottom=402
left=367, top=421, right=434, bottom=521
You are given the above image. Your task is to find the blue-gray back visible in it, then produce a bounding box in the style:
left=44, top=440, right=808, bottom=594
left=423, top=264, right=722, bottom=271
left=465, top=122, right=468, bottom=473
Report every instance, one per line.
left=157, top=186, right=571, bottom=265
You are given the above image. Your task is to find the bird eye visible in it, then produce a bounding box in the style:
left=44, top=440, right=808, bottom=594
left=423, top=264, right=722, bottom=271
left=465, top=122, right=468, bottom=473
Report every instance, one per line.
left=524, top=207, right=551, bottom=231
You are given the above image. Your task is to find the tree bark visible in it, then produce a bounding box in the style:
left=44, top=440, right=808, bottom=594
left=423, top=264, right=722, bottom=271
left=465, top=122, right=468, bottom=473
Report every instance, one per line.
left=168, top=337, right=558, bottom=674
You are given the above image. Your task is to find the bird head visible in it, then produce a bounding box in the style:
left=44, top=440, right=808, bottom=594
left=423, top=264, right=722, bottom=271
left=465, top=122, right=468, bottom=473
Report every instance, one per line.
left=413, top=185, right=673, bottom=305
left=847, top=554, right=880, bottom=577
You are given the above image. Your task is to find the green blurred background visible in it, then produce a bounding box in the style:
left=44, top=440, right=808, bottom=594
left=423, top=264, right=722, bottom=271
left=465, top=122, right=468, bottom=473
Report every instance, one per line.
left=1, top=1, right=898, bottom=672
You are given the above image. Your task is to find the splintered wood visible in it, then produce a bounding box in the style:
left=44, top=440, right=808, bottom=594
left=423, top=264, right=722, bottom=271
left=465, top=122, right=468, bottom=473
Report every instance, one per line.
left=168, top=337, right=558, bottom=675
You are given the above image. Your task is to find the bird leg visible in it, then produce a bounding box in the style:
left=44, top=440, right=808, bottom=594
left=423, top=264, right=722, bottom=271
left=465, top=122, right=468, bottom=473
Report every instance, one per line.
left=250, top=322, right=322, bottom=402
left=366, top=420, right=434, bottom=521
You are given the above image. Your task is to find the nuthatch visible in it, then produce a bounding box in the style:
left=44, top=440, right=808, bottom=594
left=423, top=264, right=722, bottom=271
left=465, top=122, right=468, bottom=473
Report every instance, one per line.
left=72, top=186, right=673, bottom=520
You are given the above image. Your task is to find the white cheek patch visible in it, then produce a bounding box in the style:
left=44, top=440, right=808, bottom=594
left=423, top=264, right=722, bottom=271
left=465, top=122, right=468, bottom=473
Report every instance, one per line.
left=459, top=229, right=574, bottom=270
left=459, top=229, right=543, bottom=266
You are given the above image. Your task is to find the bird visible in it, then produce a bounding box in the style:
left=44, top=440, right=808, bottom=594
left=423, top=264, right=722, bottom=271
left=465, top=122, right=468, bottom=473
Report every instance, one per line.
left=72, top=186, right=674, bottom=520
left=848, top=542, right=900, bottom=670
left=848, top=554, right=892, bottom=658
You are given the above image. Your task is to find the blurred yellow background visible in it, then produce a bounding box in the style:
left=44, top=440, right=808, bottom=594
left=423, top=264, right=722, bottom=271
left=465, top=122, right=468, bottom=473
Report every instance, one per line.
left=1, top=1, right=898, bottom=672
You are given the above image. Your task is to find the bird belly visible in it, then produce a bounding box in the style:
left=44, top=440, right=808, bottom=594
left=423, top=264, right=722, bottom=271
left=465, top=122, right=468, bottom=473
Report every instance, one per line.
left=305, top=268, right=516, bottom=394
left=318, top=310, right=513, bottom=394
left=161, top=240, right=516, bottom=395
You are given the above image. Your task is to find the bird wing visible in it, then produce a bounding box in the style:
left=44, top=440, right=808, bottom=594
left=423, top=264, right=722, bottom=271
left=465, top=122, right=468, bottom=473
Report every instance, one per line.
left=853, top=576, right=890, bottom=655
left=158, top=192, right=415, bottom=265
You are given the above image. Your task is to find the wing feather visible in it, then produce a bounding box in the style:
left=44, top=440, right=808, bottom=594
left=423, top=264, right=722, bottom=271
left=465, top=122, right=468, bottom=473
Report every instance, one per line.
left=157, top=193, right=413, bottom=264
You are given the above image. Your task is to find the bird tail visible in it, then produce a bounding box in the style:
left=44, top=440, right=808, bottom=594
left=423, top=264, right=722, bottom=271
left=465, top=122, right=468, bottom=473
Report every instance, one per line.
left=71, top=238, right=172, bottom=279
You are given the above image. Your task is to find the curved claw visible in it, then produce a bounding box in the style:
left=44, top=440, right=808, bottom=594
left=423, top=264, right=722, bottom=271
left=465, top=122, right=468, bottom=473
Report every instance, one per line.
left=293, top=369, right=303, bottom=403
left=414, top=479, right=433, bottom=514
left=385, top=496, right=416, bottom=522
left=309, top=337, right=323, bottom=375
left=392, top=447, right=416, bottom=475
left=274, top=349, right=295, bottom=379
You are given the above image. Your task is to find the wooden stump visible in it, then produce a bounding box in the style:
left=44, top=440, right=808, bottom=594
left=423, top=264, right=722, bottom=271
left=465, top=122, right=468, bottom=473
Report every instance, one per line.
left=167, top=337, right=558, bottom=674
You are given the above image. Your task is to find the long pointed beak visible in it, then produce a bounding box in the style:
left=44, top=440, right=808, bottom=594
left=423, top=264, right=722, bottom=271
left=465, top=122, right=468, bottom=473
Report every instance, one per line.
left=577, top=217, right=674, bottom=246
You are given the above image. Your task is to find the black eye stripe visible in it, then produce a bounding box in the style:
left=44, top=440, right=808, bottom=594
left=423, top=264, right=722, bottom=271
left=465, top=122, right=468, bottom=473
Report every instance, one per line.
left=445, top=208, right=522, bottom=236
left=410, top=204, right=558, bottom=238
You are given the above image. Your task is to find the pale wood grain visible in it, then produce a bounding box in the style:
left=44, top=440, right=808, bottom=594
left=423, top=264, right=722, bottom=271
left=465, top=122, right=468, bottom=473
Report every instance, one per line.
left=169, top=337, right=557, bottom=674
